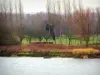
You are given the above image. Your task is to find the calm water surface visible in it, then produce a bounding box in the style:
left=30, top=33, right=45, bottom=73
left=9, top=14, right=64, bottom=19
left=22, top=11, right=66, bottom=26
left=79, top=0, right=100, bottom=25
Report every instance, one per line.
left=0, top=57, right=100, bottom=75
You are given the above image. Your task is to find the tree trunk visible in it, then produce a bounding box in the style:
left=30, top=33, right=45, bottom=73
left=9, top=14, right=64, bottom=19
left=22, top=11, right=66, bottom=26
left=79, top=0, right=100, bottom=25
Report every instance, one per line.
left=85, top=38, right=89, bottom=47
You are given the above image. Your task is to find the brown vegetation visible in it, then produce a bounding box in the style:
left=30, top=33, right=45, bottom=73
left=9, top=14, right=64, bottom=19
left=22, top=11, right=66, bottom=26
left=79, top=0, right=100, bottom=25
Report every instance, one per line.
left=0, top=43, right=100, bottom=57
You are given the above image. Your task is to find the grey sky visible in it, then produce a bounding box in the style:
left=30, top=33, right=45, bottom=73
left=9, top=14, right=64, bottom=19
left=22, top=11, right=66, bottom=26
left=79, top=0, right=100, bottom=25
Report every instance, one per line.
left=21, top=0, right=47, bottom=13
left=21, top=0, right=100, bottom=13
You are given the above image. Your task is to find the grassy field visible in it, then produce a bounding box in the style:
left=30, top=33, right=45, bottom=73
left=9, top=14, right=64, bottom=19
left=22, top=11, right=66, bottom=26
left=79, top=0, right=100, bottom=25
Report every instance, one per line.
left=22, top=36, right=100, bottom=46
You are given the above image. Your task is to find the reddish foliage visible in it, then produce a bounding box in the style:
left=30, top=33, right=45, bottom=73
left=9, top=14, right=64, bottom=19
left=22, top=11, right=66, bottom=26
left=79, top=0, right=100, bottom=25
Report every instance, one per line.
left=0, top=45, right=21, bottom=55
left=30, top=43, right=68, bottom=49
left=0, top=43, right=99, bottom=55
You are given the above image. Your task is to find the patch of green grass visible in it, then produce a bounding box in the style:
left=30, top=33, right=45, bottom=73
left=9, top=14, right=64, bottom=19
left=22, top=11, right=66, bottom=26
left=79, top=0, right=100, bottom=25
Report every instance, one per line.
left=22, top=36, right=100, bottom=45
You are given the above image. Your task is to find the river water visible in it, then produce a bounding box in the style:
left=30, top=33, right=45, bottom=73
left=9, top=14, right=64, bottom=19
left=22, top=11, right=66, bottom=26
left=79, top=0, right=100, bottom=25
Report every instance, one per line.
left=0, top=57, right=100, bottom=75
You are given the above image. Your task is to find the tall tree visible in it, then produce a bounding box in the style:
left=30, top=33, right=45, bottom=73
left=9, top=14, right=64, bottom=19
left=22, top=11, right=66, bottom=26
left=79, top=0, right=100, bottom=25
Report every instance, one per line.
left=18, top=0, right=24, bottom=44
left=73, top=8, right=92, bottom=47
left=95, top=8, right=100, bottom=46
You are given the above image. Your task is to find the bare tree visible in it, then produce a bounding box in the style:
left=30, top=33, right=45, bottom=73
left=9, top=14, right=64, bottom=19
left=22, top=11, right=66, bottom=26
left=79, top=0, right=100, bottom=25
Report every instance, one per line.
left=95, top=8, right=100, bottom=46
left=46, top=0, right=56, bottom=43
left=0, top=0, right=17, bottom=45
left=56, top=0, right=63, bottom=44
left=73, top=8, right=92, bottom=47
left=17, top=0, right=24, bottom=44
left=65, top=0, right=73, bottom=46
left=63, top=0, right=70, bottom=45
left=0, top=0, right=11, bottom=45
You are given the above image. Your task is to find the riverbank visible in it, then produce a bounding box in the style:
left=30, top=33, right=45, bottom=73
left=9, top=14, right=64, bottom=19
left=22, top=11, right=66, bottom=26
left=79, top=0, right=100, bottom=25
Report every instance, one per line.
left=0, top=43, right=100, bottom=58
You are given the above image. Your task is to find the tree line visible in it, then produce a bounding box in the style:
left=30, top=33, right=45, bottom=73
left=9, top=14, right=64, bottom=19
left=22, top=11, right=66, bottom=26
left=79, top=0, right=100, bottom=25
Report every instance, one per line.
left=0, top=0, right=100, bottom=47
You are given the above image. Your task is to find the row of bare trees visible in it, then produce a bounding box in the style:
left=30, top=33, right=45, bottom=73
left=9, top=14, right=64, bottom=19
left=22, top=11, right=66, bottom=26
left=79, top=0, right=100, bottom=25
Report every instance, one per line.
left=46, top=0, right=100, bottom=47
left=0, top=0, right=100, bottom=47
left=0, top=0, right=24, bottom=45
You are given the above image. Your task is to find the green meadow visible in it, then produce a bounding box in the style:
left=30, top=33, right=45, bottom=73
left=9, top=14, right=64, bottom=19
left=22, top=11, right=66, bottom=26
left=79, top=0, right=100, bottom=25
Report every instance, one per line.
left=22, top=35, right=100, bottom=46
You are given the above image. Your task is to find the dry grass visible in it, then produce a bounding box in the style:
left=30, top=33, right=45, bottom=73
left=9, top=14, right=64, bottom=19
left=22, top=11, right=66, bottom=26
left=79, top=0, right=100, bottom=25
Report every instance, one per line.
left=72, top=48, right=100, bottom=55
left=0, top=43, right=100, bottom=57
left=30, top=43, right=68, bottom=49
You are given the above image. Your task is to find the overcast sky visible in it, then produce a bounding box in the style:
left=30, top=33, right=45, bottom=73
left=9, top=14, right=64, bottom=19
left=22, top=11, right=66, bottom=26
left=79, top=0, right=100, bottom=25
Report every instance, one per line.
left=21, top=0, right=47, bottom=13
left=21, top=0, right=100, bottom=13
